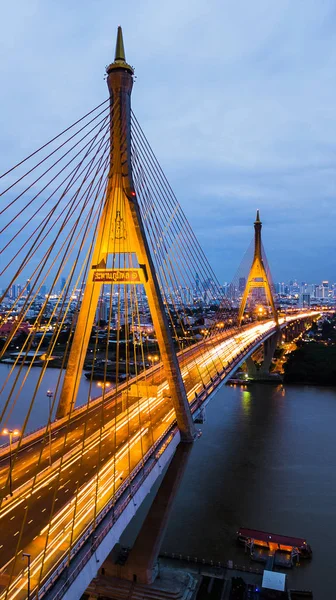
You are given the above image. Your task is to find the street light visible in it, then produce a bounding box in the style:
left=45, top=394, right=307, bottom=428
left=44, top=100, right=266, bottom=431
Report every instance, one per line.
left=46, top=390, right=53, bottom=467
left=2, top=428, right=20, bottom=496
left=22, top=553, right=31, bottom=600
left=148, top=354, right=159, bottom=368
left=148, top=354, right=159, bottom=383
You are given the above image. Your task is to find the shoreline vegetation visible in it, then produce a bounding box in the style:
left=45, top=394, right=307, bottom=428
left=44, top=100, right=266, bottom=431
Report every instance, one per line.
left=283, top=314, right=336, bottom=386
left=283, top=343, right=336, bottom=385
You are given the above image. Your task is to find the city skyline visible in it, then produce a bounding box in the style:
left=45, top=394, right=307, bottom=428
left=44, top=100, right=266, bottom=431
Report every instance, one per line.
left=2, top=275, right=336, bottom=303
left=1, top=2, right=336, bottom=282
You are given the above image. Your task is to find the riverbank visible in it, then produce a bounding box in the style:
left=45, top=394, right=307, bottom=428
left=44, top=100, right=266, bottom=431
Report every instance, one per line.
left=283, top=342, right=336, bottom=385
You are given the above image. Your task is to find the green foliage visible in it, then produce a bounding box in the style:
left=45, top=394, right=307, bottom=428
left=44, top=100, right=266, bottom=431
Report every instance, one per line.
left=283, top=342, right=336, bottom=385
left=321, top=319, right=335, bottom=341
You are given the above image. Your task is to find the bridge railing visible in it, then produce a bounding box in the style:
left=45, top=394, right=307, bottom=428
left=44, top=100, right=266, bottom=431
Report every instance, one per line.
left=37, top=424, right=179, bottom=600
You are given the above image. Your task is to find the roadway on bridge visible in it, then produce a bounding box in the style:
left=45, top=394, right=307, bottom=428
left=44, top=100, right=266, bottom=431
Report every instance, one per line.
left=0, top=315, right=312, bottom=599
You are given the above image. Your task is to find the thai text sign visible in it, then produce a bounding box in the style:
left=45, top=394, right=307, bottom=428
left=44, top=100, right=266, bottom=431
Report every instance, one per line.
left=93, top=269, right=143, bottom=283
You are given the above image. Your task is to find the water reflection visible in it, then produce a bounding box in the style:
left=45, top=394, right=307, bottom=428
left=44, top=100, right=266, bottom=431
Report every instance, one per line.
left=241, top=390, right=251, bottom=415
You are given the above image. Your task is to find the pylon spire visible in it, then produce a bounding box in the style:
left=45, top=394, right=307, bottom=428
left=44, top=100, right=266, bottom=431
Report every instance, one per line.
left=56, top=27, right=195, bottom=442
left=115, top=25, right=126, bottom=61
left=107, top=26, right=133, bottom=75
left=238, top=211, right=278, bottom=327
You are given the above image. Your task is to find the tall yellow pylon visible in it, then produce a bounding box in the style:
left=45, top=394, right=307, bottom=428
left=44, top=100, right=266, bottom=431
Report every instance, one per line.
left=238, top=210, right=278, bottom=326
left=56, top=27, right=195, bottom=442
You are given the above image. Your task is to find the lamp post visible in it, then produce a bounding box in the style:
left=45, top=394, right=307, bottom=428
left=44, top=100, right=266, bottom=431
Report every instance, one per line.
left=148, top=354, right=158, bottom=368
left=22, top=553, right=31, bottom=600
left=148, top=354, right=159, bottom=383
left=46, top=390, right=53, bottom=466
left=2, top=428, right=20, bottom=496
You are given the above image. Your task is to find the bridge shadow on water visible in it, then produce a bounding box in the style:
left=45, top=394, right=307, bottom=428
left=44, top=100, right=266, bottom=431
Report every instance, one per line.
left=120, top=383, right=285, bottom=558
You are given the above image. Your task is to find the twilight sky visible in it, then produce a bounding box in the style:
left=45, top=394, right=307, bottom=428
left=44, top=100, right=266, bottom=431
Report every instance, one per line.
left=1, top=0, right=336, bottom=284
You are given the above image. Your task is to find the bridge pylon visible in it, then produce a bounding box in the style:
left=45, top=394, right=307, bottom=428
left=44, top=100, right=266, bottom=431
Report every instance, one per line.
left=56, top=27, right=195, bottom=442
left=238, top=210, right=278, bottom=327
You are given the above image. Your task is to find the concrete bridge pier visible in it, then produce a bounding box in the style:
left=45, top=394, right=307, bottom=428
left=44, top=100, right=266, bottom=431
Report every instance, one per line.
left=245, top=355, right=257, bottom=377
left=246, top=330, right=280, bottom=379
left=259, top=331, right=280, bottom=376
left=95, top=442, right=192, bottom=595
left=122, top=442, right=192, bottom=584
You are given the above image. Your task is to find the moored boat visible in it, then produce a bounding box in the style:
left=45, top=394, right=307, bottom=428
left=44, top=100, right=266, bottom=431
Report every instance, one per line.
left=237, top=527, right=312, bottom=559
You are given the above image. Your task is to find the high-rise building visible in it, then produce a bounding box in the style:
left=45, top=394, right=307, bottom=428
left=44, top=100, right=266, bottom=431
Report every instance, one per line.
left=95, top=297, right=109, bottom=324
left=301, top=294, right=310, bottom=307
left=9, top=284, right=17, bottom=300
left=238, top=277, right=246, bottom=293
left=322, top=281, right=329, bottom=299
left=195, top=273, right=200, bottom=297
left=313, top=284, right=320, bottom=298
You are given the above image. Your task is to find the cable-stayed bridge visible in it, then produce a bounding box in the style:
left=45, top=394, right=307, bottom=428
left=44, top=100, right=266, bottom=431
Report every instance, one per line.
left=0, top=27, right=317, bottom=600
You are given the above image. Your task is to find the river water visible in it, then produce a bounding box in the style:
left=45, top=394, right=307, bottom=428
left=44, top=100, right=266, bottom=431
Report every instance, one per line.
left=0, top=362, right=110, bottom=433
left=160, top=382, right=336, bottom=598
left=0, top=363, right=335, bottom=597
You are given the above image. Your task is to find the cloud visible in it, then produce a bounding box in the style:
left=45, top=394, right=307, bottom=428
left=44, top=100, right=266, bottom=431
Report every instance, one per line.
left=1, top=0, right=336, bottom=284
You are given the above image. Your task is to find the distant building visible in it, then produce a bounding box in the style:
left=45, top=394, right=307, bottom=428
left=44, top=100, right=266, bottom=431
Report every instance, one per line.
left=238, top=277, right=246, bottom=293
left=10, top=284, right=17, bottom=300
left=60, top=277, right=67, bottom=294
left=195, top=273, right=200, bottom=297
left=322, top=281, right=329, bottom=299
left=95, top=297, right=109, bottom=324
left=301, top=293, right=311, bottom=308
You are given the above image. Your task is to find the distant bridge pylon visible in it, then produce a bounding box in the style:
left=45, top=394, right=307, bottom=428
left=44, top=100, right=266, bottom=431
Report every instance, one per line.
left=238, top=210, right=279, bottom=327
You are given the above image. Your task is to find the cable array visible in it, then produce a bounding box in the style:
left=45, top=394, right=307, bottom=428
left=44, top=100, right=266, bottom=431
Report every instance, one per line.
left=0, top=101, right=247, bottom=599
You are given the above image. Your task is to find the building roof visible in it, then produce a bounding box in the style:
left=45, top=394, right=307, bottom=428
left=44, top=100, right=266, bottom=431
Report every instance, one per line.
left=262, top=570, right=286, bottom=591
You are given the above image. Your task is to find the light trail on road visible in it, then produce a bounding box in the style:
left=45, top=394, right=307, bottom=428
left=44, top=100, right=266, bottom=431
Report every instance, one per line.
left=0, top=313, right=315, bottom=599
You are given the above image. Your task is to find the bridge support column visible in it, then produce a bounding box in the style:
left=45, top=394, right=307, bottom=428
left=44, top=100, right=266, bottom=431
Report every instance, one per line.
left=259, top=331, right=279, bottom=376
left=245, top=330, right=280, bottom=379
left=245, top=355, right=257, bottom=377
left=106, top=442, right=192, bottom=585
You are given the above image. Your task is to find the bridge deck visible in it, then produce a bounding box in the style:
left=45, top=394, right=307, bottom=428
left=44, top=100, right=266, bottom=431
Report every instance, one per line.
left=0, top=314, right=315, bottom=600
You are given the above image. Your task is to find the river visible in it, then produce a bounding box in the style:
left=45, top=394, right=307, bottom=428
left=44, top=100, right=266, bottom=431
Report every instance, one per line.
left=0, top=362, right=112, bottom=432
left=160, top=382, right=336, bottom=598
left=120, top=381, right=336, bottom=598
left=0, top=363, right=335, bottom=597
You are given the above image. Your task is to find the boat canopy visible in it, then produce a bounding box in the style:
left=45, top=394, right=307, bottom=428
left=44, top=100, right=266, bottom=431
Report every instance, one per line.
left=238, top=527, right=307, bottom=547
